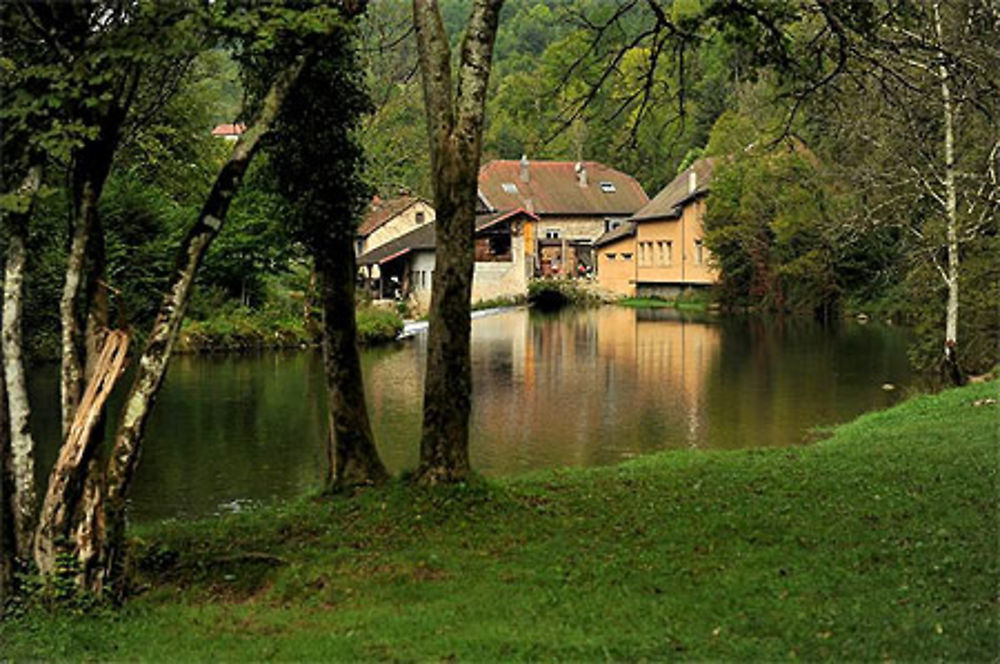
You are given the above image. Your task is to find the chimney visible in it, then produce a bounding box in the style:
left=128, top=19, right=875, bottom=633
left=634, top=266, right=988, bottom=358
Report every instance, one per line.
left=575, top=161, right=587, bottom=187
left=520, top=154, right=530, bottom=183
left=688, top=169, right=697, bottom=195
left=525, top=198, right=534, bottom=214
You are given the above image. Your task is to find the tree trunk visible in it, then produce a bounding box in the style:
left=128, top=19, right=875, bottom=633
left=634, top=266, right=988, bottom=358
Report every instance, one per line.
left=101, top=57, right=306, bottom=596
left=412, top=0, right=503, bottom=485
left=34, top=331, right=128, bottom=579
left=317, top=247, right=388, bottom=489
left=935, top=2, right=963, bottom=386
left=60, top=129, right=120, bottom=438
left=0, top=343, right=14, bottom=602
left=2, top=163, right=43, bottom=561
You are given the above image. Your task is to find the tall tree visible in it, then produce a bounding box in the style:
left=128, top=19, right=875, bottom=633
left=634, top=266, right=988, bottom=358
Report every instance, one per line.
left=412, top=0, right=504, bottom=484
left=820, top=0, right=999, bottom=379
left=0, top=343, right=11, bottom=603
left=1, top=162, right=44, bottom=563
left=264, top=22, right=389, bottom=489
left=99, top=55, right=307, bottom=595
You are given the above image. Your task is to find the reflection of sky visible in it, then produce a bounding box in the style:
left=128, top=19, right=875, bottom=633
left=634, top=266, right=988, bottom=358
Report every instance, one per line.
left=30, top=308, right=914, bottom=522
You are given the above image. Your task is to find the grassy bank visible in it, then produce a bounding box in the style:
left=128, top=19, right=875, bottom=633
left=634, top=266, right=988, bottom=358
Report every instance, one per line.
left=3, top=382, right=997, bottom=660
left=620, top=291, right=712, bottom=311
left=175, top=306, right=403, bottom=353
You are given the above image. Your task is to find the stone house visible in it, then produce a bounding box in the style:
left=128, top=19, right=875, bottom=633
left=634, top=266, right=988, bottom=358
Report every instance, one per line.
left=595, top=158, right=719, bottom=297
left=478, top=157, right=648, bottom=277
left=357, top=208, right=538, bottom=314
left=356, top=195, right=436, bottom=256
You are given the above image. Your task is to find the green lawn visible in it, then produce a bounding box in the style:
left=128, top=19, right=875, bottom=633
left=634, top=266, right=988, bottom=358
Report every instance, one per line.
left=3, top=381, right=997, bottom=661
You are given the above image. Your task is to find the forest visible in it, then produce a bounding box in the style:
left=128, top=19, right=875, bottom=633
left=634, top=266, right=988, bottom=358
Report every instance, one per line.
left=1, top=0, right=997, bottom=621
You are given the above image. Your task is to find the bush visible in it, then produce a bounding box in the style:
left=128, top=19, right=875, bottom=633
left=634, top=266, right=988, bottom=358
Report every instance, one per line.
left=527, top=279, right=599, bottom=310
left=356, top=307, right=404, bottom=345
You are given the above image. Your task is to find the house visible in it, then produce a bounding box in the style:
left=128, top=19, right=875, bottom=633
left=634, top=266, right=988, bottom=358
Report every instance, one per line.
left=478, top=157, right=648, bottom=277
left=210, top=123, right=245, bottom=140
left=356, top=195, right=436, bottom=256
left=357, top=208, right=538, bottom=313
left=595, top=158, right=718, bottom=297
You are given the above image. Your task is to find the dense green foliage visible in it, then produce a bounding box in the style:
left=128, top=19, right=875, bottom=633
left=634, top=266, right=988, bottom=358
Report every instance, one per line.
left=3, top=380, right=996, bottom=659
left=9, top=0, right=995, bottom=377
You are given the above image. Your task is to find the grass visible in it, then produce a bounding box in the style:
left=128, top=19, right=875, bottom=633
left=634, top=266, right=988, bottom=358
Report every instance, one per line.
left=176, top=306, right=403, bottom=352
left=620, top=290, right=713, bottom=311
left=3, top=381, right=997, bottom=661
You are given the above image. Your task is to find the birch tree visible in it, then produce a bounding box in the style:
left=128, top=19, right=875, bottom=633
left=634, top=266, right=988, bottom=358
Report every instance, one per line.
left=412, top=0, right=504, bottom=484
left=827, top=0, right=999, bottom=380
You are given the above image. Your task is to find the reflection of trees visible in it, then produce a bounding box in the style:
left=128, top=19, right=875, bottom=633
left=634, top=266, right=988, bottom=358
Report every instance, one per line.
left=702, top=317, right=914, bottom=449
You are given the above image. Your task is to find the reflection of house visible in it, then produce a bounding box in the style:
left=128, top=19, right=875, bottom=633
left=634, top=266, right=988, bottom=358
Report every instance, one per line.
left=478, top=157, right=648, bottom=277
left=356, top=195, right=436, bottom=256
left=595, top=158, right=719, bottom=297
left=357, top=208, right=538, bottom=313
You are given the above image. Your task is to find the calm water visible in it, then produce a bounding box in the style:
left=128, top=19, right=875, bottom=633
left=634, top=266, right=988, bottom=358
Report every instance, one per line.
left=30, top=307, right=914, bottom=522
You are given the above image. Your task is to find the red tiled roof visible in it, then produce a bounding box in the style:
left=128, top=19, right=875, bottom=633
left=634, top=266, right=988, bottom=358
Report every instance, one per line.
left=631, top=158, right=715, bottom=221
left=478, top=160, right=647, bottom=216
left=357, top=195, right=429, bottom=237
left=211, top=123, right=246, bottom=136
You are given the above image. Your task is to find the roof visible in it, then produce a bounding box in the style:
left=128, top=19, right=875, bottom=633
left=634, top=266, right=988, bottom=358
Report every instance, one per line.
left=211, top=123, right=245, bottom=136
left=357, top=209, right=537, bottom=266
left=357, top=195, right=429, bottom=237
left=594, top=221, right=636, bottom=248
left=357, top=222, right=436, bottom=266
left=631, top=158, right=715, bottom=222
left=478, top=160, right=648, bottom=216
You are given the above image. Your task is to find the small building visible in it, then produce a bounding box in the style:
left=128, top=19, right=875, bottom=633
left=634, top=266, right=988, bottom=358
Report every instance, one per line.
left=210, top=123, right=246, bottom=141
left=478, top=157, right=648, bottom=277
left=595, top=158, right=719, bottom=297
left=357, top=208, right=538, bottom=314
left=356, top=195, right=436, bottom=256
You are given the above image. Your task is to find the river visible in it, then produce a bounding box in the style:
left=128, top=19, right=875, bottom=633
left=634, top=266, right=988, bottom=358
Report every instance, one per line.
left=30, top=306, right=914, bottom=522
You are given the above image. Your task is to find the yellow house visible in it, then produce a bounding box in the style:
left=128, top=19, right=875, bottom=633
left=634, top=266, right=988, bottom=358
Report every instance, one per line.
left=595, top=158, right=718, bottom=298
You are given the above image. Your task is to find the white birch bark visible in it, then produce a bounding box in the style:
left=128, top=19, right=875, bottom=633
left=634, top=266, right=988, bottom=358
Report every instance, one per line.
left=2, top=163, right=43, bottom=559
left=934, top=3, right=960, bottom=357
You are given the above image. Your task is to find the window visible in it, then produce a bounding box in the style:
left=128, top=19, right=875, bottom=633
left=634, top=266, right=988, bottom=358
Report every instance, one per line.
left=489, top=234, right=511, bottom=256
left=501, top=182, right=518, bottom=194
left=600, top=181, right=616, bottom=193
left=416, top=211, right=425, bottom=224
left=621, top=253, right=633, bottom=261
left=607, top=219, right=622, bottom=231
left=545, top=229, right=561, bottom=239
left=659, top=241, right=672, bottom=266
left=694, top=239, right=704, bottom=265
left=606, top=253, right=617, bottom=260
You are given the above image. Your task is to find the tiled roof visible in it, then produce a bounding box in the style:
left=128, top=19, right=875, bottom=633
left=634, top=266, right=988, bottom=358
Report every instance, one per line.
left=357, top=209, right=537, bottom=266
left=357, top=222, right=436, bottom=266
left=594, top=221, right=636, bottom=247
left=211, top=123, right=245, bottom=136
left=478, top=160, right=647, bottom=216
left=631, top=158, right=715, bottom=222
left=357, top=195, right=429, bottom=237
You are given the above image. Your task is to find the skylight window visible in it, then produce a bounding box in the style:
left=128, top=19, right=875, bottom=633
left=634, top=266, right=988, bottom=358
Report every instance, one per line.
left=501, top=182, right=518, bottom=194
left=600, top=181, right=616, bottom=193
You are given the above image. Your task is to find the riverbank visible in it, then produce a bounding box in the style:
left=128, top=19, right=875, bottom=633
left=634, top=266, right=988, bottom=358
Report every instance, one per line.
left=175, top=306, right=403, bottom=353
left=4, top=381, right=996, bottom=660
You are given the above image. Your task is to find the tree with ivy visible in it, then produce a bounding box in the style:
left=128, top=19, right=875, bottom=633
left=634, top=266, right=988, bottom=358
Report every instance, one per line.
left=262, top=16, right=390, bottom=489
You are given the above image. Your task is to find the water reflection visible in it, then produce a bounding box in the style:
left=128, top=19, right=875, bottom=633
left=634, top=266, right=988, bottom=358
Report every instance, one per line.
left=30, top=307, right=913, bottom=522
